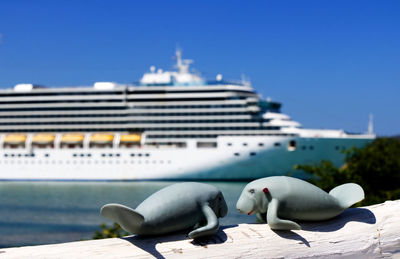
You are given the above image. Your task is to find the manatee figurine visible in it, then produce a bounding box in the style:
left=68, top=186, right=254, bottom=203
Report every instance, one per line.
left=236, top=176, right=364, bottom=230
left=101, top=182, right=228, bottom=239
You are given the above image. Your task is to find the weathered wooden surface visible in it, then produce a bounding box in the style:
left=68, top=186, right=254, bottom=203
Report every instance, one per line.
left=1, top=200, right=400, bottom=258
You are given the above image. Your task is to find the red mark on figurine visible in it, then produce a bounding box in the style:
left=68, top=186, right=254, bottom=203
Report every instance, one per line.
left=263, top=188, right=269, bottom=194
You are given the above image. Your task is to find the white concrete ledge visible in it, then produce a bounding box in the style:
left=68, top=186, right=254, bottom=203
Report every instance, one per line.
left=1, top=200, right=400, bottom=258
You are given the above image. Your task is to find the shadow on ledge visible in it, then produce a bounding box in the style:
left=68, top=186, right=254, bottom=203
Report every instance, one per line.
left=271, top=208, right=376, bottom=247
left=122, top=225, right=237, bottom=259
left=273, top=230, right=311, bottom=247
left=300, top=208, right=376, bottom=232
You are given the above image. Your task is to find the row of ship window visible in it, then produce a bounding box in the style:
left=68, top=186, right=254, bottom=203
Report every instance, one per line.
left=147, top=132, right=286, bottom=139
left=99, top=153, right=151, bottom=157
left=0, top=112, right=251, bottom=119
left=1, top=145, right=346, bottom=158
left=0, top=133, right=295, bottom=139
left=147, top=133, right=294, bottom=137
left=0, top=107, right=127, bottom=112
left=0, top=97, right=248, bottom=105
left=144, top=127, right=281, bottom=131
left=0, top=119, right=264, bottom=125
left=228, top=143, right=347, bottom=151
left=1, top=90, right=253, bottom=97
left=228, top=142, right=283, bottom=149
left=0, top=131, right=283, bottom=138
left=0, top=146, right=345, bottom=160
left=0, top=104, right=255, bottom=112
left=233, top=152, right=257, bottom=156
left=0, top=120, right=267, bottom=125
left=227, top=142, right=271, bottom=147
left=0, top=91, right=127, bottom=97
left=4, top=153, right=38, bottom=157
left=0, top=160, right=172, bottom=165
left=3, top=153, right=152, bottom=158
left=234, top=152, right=257, bottom=156
left=132, top=104, right=246, bottom=109
left=127, top=89, right=254, bottom=94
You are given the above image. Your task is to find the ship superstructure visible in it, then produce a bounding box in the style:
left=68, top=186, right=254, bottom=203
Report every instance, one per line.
left=0, top=50, right=375, bottom=180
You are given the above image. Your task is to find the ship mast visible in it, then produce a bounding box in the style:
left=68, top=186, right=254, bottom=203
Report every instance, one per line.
left=368, top=113, right=374, bottom=135
left=175, top=49, right=192, bottom=74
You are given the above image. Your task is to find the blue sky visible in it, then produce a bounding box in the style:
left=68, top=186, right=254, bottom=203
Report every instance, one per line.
left=0, top=0, right=399, bottom=136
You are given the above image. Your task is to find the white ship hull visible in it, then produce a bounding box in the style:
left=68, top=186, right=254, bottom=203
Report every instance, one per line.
left=0, top=135, right=371, bottom=181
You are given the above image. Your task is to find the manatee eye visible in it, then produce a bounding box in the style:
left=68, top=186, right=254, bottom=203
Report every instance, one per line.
left=249, top=189, right=255, bottom=194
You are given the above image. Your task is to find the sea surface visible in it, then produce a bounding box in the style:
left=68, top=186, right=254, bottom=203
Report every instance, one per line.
left=0, top=181, right=255, bottom=248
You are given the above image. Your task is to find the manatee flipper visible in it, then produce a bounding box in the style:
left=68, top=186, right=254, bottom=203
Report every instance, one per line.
left=101, top=203, right=144, bottom=234
left=329, top=183, right=364, bottom=209
left=188, top=204, right=219, bottom=239
left=267, top=199, right=301, bottom=230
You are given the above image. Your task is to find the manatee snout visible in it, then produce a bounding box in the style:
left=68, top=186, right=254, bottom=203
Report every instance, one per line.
left=236, top=193, right=256, bottom=215
left=211, top=192, right=228, bottom=218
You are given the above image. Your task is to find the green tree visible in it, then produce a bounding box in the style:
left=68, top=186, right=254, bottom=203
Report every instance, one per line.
left=93, top=223, right=129, bottom=239
left=295, top=137, right=400, bottom=206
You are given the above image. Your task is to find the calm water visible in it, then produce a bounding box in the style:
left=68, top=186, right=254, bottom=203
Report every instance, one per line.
left=0, top=181, right=255, bottom=248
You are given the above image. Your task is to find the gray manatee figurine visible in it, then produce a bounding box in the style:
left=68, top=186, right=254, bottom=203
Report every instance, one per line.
left=236, top=176, right=364, bottom=230
left=101, top=182, right=228, bottom=239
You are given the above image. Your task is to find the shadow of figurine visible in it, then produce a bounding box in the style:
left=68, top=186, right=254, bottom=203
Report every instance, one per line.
left=191, top=225, right=235, bottom=246
left=299, top=207, right=376, bottom=232
left=270, top=208, right=376, bottom=247
left=122, top=225, right=235, bottom=259
left=122, top=230, right=188, bottom=259
left=272, top=230, right=311, bottom=247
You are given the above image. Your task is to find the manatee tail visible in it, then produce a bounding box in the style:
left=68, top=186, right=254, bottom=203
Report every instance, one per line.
left=329, top=183, right=365, bottom=209
left=100, top=203, right=144, bottom=234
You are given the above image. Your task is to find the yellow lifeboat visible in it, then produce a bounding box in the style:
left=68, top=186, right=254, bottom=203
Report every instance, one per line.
left=120, top=134, right=141, bottom=143
left=32, top=133, right=55, bottom=145
left=61, top=134, right=85, bottom=144
left=4, top=134, right=27, bottom=145
left=89, top=133, right=114, bottom=145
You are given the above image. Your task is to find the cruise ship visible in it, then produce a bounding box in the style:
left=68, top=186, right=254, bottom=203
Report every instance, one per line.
left=0, top=50, right=375, bottom=180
